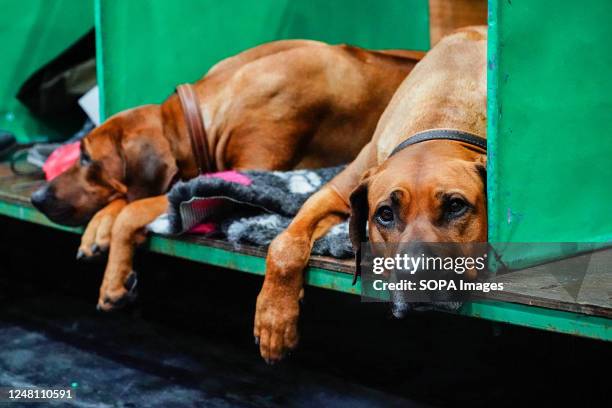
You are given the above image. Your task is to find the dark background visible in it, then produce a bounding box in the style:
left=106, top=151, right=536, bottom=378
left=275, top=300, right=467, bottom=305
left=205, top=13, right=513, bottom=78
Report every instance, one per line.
left=0, top=216, right=609, bottom=407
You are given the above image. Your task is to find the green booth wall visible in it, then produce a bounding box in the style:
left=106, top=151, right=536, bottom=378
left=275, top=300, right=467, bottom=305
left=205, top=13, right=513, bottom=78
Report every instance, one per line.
left=95, top=0, right=431, bottom=119
left=0, top=0, right=94, bottom=142
left=488, top=0, right=612, bottom=267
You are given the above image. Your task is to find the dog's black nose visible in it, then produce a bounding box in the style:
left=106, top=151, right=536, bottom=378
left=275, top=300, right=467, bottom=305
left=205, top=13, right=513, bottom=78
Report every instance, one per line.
left=30, top=184, right=53, bottom=212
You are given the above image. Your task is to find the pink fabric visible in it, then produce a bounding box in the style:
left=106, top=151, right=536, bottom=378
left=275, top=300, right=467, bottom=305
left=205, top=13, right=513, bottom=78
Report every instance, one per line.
left=186, top=170, right=252, bottom=234
left=189, top=222, right=217, bottom=234
left=43, top=141, right=80, bottom=181
left=205, top=170, right=252, bottom=185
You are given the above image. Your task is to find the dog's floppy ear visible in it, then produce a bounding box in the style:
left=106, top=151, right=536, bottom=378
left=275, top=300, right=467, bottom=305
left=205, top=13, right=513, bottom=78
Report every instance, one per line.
left=122, top=138, right=178, bottom=201
left=82, top=127, right=125, bottom=181
left=474, top=154, right=487, bottom=193
left=348, top=169, right=374, bottom=284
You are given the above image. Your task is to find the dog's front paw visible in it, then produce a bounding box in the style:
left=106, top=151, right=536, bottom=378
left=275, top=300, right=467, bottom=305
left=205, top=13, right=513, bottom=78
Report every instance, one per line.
left=254, top=288, right=300, bottom=364
left=77, top=200, right=127, bottom=261
left=77, top=218, right=110, bottom=261
left=96, top=271, right=138, bottom=312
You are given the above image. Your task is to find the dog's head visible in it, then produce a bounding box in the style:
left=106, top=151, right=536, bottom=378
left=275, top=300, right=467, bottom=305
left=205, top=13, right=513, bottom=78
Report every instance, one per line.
left=349, top=140, right=487, bottom=310
left=31, top=105, right=178, bottom=226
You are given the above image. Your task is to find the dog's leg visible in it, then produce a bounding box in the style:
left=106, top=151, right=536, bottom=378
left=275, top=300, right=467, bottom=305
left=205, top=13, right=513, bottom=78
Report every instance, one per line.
left=78, top=199, right=127, bottom=259
left=97, top=195, right=168, bottom=311
left=255, top=188, right=348, bottom=363
left=254, top=144, right=374, bottom=363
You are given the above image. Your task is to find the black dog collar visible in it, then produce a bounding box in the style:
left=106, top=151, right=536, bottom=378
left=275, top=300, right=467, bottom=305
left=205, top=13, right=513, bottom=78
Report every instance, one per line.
left=389, top=128, right=487, bottom=157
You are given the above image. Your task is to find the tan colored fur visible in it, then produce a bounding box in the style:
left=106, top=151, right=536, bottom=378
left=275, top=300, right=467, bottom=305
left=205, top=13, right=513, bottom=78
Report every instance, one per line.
left=255, top=27, right=488, bottom=363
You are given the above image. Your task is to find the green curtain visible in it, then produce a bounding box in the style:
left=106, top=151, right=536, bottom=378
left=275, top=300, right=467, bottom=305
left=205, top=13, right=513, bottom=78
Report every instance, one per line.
left=0, top=0, right=94, bottom=142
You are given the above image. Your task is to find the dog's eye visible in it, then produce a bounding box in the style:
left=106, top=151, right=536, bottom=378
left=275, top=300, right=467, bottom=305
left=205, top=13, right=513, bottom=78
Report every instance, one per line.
left=375, top=205, right=394, bottom=226
left=80, top=152, right=91, bottom=166
left=446, top=197, right=469, bottom=218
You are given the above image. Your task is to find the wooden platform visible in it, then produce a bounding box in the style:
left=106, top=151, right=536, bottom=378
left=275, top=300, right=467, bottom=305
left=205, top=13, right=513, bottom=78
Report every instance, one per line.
left=0, top=163, right=610, bottom=340
left=491, top=251, right=611, bottom=318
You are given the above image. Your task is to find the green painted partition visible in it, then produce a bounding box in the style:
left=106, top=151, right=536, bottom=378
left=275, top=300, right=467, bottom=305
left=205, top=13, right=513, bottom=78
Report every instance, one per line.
left=488, top=1, right=612, bottom=265
left=0, top=0, right=93, bottom=142
left=95, top=0, right=430, bottom=119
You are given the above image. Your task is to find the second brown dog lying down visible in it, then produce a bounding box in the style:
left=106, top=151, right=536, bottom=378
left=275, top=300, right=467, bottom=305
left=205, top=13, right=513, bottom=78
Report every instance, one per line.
left=30, top=40, right=423, bottom=311
left=255, top=27, right=488, bottom=363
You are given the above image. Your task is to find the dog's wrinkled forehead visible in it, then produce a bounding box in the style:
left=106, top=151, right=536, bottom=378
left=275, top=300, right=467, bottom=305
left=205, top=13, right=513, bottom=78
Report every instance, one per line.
left=370, top=142, right=486, bottom=206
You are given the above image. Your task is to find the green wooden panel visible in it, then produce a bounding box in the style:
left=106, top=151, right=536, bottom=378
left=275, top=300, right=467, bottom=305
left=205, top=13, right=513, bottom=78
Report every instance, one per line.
left=96, top=0, right=430, bottom=118
left=488, top=1, right=612, bottom=258
left=457, top=301, right=611, bottom=342
left=0, top=0, right=94, bottom=142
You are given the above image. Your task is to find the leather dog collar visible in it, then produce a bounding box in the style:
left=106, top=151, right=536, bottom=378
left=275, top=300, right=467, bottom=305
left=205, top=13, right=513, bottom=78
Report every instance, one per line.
left=389, top=128, right=487, bottom=158
left=177, top=83, right=211, bottom=173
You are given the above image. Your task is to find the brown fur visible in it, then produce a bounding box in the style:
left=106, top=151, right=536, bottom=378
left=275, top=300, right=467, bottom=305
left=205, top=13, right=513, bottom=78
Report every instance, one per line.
left=255, top=27, right=488, bottom=363
left=31, top=39, right=423, bottom=311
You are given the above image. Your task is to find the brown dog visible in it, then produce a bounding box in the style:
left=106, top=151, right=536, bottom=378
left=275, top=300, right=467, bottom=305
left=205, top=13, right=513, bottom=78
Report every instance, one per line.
left=255, top=27, right=488, bottom=363
left=30, top=40, right=423, bottom=311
